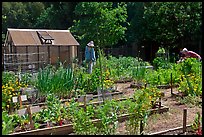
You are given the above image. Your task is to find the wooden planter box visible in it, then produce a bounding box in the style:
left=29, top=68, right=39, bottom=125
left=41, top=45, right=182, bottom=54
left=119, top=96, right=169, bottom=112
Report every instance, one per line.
left=147, top=125, right=201, bottom=135
left=157, top=84, right=179, bottom=89
left=9, top=105, right=169, bottom=135
left=22, top=91, right=123, bottom=107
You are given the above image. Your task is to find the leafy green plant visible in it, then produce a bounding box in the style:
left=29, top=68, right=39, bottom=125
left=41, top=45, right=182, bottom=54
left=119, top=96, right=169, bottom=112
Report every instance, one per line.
left=131, top=66, right=147, bottom=83
left=2, top=111, right=14, bottom=135
left=191, top=112, right=202, bottom=135
left=125, top=86, right=161, bottom=135
left=43, top=93, right=64, bottom=125
left=72, top=105, right=97, bottom=135
left=177, top=58, right=202, bottom=96
left=95, top=100, right=118, bottom=135
left=35, top=63, right=74, bottom=98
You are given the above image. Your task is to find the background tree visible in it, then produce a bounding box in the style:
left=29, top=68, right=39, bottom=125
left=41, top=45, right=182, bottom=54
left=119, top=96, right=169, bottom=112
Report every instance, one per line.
left=142, top=2, right=202, bottom=49
left=70, top=2, right=128, bottom=49
left=34, top=2, right=78, bottom=29
left=2, top=2, right=45, bottom=33
left=126, top=2, right=144, bottom=45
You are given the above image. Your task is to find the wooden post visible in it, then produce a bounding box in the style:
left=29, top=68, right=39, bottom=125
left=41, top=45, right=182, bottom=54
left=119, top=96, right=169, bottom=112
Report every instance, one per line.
left=37, top=46, right=39, bottom=69
left=18, top=94, right=22, bottom=109
left=183, top=108, right=187, bottom=133
left=140, top=120, right=144, bottom=135
left=27, top=105, right=34, bottom=130
left=47, top=45, right=50, bottom=64
left=159, top=97, right=161, bottom=108
left=170, top=73, right=173, bottom=95
left=26, top=46, right=28, bottom=65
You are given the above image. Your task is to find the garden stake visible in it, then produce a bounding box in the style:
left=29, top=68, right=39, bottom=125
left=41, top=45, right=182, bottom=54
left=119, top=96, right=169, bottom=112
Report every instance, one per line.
left=170, top=73, right=173, bottom=95
left=183, top=108, right=187, bottom=133
left=27, top=105, right=34, bottom=130
left=140, top=120, right=144, bottom=135
left=159, top=97, right=161, bottom=108
left=18, top=94, right=23, bottom=109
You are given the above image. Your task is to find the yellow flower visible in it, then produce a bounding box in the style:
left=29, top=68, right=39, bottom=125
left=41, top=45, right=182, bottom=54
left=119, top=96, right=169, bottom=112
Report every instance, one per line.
left=65, top=102, right=69, bottom=106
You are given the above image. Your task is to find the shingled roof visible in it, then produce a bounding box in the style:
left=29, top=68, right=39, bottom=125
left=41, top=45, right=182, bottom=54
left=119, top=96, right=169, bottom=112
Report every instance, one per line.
left=7, top=28, right=80, bottom=46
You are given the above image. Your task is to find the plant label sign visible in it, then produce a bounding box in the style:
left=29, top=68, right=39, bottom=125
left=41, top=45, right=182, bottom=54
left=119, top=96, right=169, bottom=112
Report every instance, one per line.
left=21, top=95, right=27, bottom=101
left=12, top=96, right=18, bottom=103
left=12, top=95, right=27, bottom=102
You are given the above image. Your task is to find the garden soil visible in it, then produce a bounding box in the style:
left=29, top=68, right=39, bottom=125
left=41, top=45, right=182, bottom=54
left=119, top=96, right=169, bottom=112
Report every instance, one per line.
left=114, top=82, right=202, bottom=135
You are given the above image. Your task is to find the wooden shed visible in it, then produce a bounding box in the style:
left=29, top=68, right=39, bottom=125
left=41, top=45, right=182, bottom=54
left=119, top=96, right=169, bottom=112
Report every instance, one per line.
left=3, top=28, right=80, bottom=72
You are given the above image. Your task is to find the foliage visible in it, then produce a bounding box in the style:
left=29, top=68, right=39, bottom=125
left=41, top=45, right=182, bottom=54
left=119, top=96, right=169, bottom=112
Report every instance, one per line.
left=2, top=71, right=16, bottom=85
left=35, top=63, right=74, bottom=97
left=143, top=2, right=202, bottom=47
left=131, top=66, right=147, bottom=83
left=157, top=47, right=166, bottom=54
left=145, top=68, right=174, bottom=86
left=106, top=55, right=150, bottom=81
left=125, top=86, right=161, bottom=134
left=152, top=47, right=173, bottom=70
left=176, top=96, right=202, bottom=107
left=34, top=2, right=78, bottom=29
left=2, top=111, right=14, bottom=135
left=2, top=2, right=45, bottom=33
left=72, top=105, right=97, bottom=135
left=2, top=71, right=28, bottom=112
left=42, top=94, right=64, bottom=124
left=95, top=100, right=118, bottom=135
left=70, top=2, right=128, bottom=48
left=191, top=112, right=202, bottom=135
left=178, top=74, right=202, bottom=96
left=126, top=2, right=144, bottom=44
left=177, top=58, right=202, bottom=96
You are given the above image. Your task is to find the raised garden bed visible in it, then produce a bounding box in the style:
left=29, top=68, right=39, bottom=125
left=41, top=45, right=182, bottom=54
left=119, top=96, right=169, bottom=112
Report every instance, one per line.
left=147, top=125, right=202, bottom=135
left=9, top=104, right=169, bottom=135
left=21, top=91, right=123, bottom=107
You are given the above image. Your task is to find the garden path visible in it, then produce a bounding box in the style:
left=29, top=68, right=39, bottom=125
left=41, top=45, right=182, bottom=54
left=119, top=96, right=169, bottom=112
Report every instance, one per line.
left=114, top=82, right=202, bottom=135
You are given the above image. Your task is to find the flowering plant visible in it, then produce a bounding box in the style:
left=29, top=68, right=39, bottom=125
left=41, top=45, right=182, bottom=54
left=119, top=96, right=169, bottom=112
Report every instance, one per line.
left=2, top=72, right=28, bottom=112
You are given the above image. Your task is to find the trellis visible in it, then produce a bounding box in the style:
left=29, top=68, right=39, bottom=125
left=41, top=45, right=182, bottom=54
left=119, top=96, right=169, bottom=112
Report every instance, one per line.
left=3, top=52, right=48, bottom=72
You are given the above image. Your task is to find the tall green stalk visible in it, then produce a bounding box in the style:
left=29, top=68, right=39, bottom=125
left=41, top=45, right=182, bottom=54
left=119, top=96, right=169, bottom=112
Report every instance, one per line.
left=98, top=48, right=105, bottom=102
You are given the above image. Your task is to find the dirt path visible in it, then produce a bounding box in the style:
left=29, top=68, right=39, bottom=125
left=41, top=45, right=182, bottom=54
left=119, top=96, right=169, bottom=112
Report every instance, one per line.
left=114, top=82, right=202, bottom=135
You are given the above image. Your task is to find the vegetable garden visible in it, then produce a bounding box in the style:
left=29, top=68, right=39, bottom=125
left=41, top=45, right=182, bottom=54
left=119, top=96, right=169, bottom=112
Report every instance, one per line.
left=2, top=52, right=202, bottom=135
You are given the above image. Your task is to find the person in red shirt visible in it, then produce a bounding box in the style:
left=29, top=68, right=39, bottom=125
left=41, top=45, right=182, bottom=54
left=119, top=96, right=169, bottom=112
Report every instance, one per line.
left=177, top=48, right=201, bottom=63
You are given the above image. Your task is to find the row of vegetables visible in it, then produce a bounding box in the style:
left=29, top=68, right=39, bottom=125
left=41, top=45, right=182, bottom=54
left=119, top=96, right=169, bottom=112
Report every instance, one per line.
left=2, top=86, right=162, bottom=135
left=2, top=54, right=202, bottom=134
left=2, top=54, right=202, bottom=112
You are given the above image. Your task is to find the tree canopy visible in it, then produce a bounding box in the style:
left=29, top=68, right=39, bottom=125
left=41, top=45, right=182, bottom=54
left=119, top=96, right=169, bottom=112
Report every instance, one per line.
left=2, top=2, right=202, bottom=55
left=70, top=2, right=128, bottom=49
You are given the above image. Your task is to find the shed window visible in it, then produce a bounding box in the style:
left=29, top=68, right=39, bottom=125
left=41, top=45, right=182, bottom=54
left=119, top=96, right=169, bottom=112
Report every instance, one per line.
left=37, top=31, right=54, bottom=44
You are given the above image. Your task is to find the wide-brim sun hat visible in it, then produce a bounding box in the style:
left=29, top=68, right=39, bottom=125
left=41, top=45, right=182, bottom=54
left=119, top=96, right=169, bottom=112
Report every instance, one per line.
left=181, top=48, right=188, bottom=52
left=87, top=41, right=94, bottom=47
